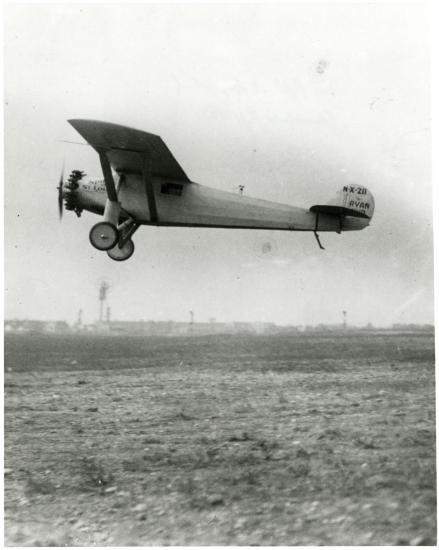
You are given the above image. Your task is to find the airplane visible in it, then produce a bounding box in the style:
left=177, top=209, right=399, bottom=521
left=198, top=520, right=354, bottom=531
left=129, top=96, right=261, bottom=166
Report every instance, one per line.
left=58, top=119, right=375, bottom=261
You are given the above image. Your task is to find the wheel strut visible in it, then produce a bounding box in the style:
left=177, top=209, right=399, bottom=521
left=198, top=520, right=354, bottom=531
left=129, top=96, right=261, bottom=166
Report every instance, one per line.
left=117, top=218, right=139, bottom=247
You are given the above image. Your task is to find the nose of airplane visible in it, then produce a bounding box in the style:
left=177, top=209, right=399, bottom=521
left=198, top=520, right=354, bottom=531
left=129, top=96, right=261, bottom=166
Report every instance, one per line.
left=57, top=169, right=85, bottom=219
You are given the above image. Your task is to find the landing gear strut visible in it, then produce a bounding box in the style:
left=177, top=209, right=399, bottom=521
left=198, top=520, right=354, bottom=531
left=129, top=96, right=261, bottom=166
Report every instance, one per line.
left=89, top=179, right=121, bottom=251
left=89, top=151, right=145, bottom=261
left=106, top=218, right=139, bottom=262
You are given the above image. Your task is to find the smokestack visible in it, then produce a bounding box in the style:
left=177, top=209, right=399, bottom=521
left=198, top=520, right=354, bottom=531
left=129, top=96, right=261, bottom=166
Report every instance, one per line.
left=98, top=281, right=109, bottom=323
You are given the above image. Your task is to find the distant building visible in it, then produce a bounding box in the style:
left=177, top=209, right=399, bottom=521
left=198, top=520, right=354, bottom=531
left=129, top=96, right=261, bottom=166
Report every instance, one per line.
left=4, top=320, right=70, bottom=334
left=89, top=319, right=283, bottom=337
left=392, top=323, right=434, bottom=332
left=8, top=317, right=431, bottom=337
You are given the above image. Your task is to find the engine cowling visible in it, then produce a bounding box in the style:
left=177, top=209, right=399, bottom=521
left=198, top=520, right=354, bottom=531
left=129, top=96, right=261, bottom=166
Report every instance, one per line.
left=64, top=169, right=85, bottom=216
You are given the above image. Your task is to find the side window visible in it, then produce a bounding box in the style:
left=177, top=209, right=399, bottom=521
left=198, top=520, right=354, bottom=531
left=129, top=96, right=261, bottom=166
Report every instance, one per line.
left=161, top=182, right=183, bottom=196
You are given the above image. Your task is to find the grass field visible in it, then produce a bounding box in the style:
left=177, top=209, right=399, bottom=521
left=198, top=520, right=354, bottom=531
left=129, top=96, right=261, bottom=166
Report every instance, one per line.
left=4, top=331, right=436, bottom=546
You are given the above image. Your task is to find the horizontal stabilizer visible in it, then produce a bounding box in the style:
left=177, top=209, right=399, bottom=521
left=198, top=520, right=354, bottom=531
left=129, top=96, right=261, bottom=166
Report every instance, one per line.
left=310, top=205, right=370, bottom=218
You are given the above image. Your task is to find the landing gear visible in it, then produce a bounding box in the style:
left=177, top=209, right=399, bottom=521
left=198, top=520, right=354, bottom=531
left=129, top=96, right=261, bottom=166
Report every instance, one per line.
left=105, top=218, right=139, bottom=261
left=90, top=195, right=121, bottom=251
left=89, top=222, right=119, bottom=251
left=107, top=239, right=135, bottom=262
left=89, top=151, right=141, bottom=261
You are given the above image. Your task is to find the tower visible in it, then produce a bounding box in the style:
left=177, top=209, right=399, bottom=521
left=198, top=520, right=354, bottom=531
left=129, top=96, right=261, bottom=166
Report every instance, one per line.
left=98, top=281, right=110, bottom=323
left=189, top=310, right=194, bottom=334
left=342, top=310, right=347, bottom=330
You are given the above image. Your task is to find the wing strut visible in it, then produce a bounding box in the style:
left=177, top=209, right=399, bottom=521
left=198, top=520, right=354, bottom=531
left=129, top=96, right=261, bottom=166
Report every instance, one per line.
left=141, top=155, right=158, bottom=224
left=100, top=146, right=159, bottom=225
left=97, top=150, right=121, bottom=229
left=98, top=151, right=118, bottom=202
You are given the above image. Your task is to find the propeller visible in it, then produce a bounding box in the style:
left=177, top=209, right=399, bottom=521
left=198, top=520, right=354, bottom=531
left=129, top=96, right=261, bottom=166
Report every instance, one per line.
left=57, top=164, right=64, bottom=220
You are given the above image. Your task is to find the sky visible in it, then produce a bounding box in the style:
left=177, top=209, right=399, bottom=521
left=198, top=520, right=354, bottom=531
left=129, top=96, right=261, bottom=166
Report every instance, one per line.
left=4, top=2, right=434, bottom=327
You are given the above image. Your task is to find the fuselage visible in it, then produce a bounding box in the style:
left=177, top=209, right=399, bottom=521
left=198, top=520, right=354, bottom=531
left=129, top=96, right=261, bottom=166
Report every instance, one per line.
left=65, top=174, right=370, bottom=232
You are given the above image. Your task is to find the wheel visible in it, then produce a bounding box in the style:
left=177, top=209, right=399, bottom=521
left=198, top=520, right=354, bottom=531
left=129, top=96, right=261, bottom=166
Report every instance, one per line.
left=89, top=222, right=119, bottom=251
left=107, top=239, right=135, bottom=261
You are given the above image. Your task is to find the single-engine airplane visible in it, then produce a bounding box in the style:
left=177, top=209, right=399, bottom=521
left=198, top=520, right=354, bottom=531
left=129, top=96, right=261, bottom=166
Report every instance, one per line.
left=58, top=119, right=375, bottom=261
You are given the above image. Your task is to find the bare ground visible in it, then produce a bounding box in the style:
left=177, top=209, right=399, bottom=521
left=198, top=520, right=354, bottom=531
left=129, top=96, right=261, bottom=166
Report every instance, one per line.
left=4, top=332, right=436, bottom=546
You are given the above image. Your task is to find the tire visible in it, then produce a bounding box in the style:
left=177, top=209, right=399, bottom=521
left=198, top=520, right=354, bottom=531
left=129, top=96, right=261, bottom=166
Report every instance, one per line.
left=89, top=222, right=119, bottom=251
left=107, top=239, right=135, bottom=262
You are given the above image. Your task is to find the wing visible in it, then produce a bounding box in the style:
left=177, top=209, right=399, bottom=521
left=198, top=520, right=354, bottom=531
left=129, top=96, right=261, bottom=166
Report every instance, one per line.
left=68, top=119, right=191, bottom=182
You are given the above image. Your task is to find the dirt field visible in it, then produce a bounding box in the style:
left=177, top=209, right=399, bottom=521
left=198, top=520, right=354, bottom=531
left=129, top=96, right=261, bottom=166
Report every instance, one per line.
left=4, top=331, right=436, bottom=546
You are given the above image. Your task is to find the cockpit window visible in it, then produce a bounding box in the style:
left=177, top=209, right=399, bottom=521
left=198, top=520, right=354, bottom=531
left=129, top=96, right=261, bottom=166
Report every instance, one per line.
left=161, top=182, right=183, bottom=196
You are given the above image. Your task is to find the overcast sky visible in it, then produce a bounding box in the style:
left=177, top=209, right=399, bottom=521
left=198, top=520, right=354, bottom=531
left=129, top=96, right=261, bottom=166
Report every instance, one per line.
left=4, top=3, right=433, bottom=327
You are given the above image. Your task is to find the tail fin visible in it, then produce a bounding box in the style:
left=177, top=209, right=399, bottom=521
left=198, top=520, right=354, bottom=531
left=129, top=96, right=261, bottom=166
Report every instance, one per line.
left=310, top=185, right=375, bottom=220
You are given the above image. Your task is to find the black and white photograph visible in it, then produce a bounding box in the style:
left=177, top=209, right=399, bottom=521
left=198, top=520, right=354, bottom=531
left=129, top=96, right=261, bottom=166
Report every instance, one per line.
left=4, top=2, right=436, bottom=546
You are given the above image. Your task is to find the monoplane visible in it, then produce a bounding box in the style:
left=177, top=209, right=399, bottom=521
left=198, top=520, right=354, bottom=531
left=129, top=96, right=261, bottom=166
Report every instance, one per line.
left=58, top=120, right=375, bottom=261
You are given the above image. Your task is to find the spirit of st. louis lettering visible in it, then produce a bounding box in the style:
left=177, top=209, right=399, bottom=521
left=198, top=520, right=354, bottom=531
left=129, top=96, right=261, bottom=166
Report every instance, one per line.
left=86, top=179, right=106, bottom=192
